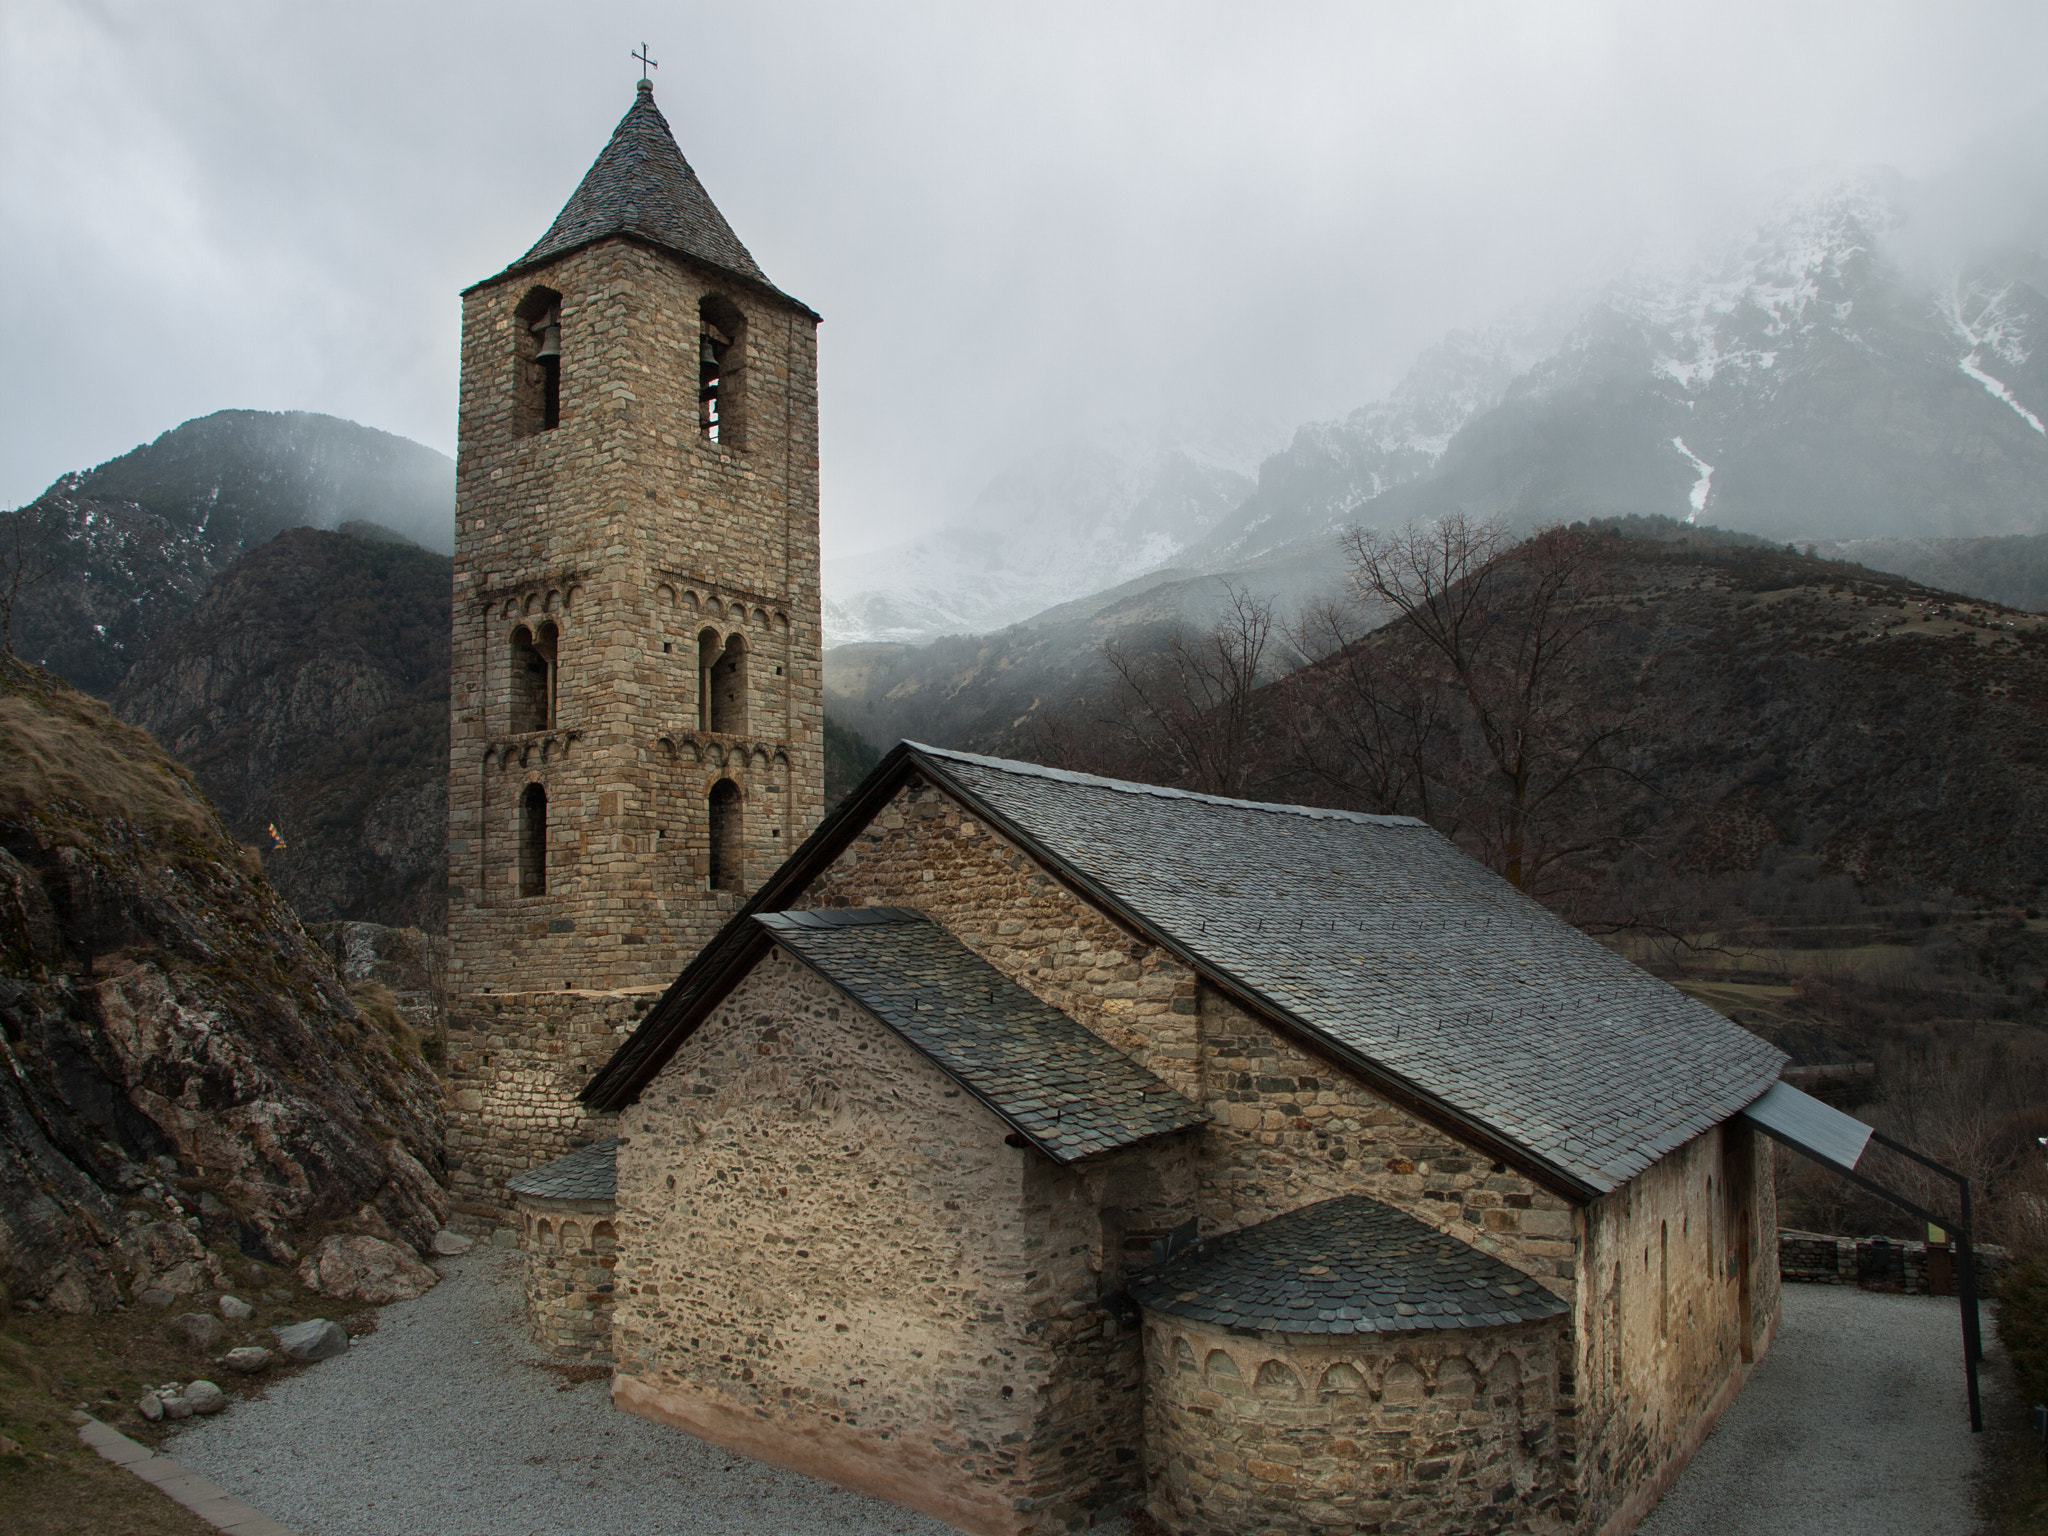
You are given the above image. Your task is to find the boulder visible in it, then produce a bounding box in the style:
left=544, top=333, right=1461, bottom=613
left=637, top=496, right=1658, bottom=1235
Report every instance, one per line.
left=430, top=1229, right=474, bottom=1256
left=218, top=1295, right=253, bottom=1320
left=159, top=1394, right=192, bottom=1420
left=222, top=1346, right=270, bottom=1374
left=117, top=1222, right=216, bottom=1297
left=272, top=1318, right=349, bottom=1363
left=183, top=1380, right=227, bottom=1415
left=136, top=1392, right=163, bottom=1422
left=170, top=1312, right=223, bottom=1349
left=297, top=1234, right=437, bottom=1304
left=136, top=1287, right=175, bottom=1310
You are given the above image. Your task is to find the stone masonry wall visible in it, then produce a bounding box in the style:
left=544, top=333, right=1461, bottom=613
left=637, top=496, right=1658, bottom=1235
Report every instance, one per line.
left=1778, top=1229, right=2007, bottom=1293
left=802, top=778, right=1578, bottom=1292
left=1141, top=1312, right=1564, bottom=1536
left=611, top=948, right=1192, bottom=1536
left=514, top=1193, right=618, bottom=1359
left=444, top=987, right=647, bottom=1224
left=446, top=229, right=824, bottom=1223
left=1568, top=1124, right=1777, bottom=1533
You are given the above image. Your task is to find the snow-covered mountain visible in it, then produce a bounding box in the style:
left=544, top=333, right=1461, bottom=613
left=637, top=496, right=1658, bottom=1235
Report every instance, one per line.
left=1205, top=172, right=2048, bottom=563
left=826, top=171, right=2048, bottom=649
left=823, top=422, right=1278, bottom=645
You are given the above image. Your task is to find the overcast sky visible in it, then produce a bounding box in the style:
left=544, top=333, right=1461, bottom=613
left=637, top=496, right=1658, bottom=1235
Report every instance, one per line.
left=7, top=1, right=2048, bottom=557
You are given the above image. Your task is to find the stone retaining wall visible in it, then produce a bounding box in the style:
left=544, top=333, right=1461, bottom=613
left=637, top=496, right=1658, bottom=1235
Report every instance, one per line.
left=513, top=1193, right=618, bottom=1360
left=1778, top=1229, right=2007, bottom=1293
left=1141, top=1312, right=1564, bottom=1535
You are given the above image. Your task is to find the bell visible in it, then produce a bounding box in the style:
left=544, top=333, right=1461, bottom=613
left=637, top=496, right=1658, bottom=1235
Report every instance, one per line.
left=532, top=319, right=561, bottom=363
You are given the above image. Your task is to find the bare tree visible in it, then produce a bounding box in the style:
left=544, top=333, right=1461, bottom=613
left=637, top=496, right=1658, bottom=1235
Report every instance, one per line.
left=1335, top=513, right=1639, bottom=892
left=0, top=506, right=61, bottom=658
left=1275, top=594, right=1459, bottom=827
left=1099, top=583, right=1280, bottom=798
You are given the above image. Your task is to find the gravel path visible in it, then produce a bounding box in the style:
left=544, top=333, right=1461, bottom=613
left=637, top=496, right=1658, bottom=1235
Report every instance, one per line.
left=170, top=1249, right=1136, bottom=1536
left=167, top=1256, right=1995, bottom=1535
left=1640, top=1283, right=2005, bottom=1535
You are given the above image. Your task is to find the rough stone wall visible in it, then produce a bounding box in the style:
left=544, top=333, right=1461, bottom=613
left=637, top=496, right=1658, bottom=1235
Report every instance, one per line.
left=514, top=1193, right=618, bottom=1359
left=803, top=778, right=1578, bottom=1291
left=445, top=229, right=823, bottom=1219
left=444, top=987, right=646, bottom=1223
left=1567, top=1123, right=1777, bottom=1532
left=1778, top=1228, right=2008, bottom=1293
left=611, top=948, right=1191, bottom=1535
left=1141, top=1312, right=1563, bottom=1535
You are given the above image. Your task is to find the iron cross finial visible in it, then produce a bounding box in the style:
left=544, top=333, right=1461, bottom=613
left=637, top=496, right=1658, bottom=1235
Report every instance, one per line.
left=633, top=43, right=657, bottom=81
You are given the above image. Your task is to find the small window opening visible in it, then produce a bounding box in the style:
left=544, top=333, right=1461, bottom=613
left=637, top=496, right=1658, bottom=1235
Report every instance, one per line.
left=708, top=779, right=742, bottom=892
left=698, top=295, right=745, bottom=447
left=518, top=783, right=548, bottom=897
left=515, top=287, right=563, bottom=435
left=510, top=622, right=558, bottom=732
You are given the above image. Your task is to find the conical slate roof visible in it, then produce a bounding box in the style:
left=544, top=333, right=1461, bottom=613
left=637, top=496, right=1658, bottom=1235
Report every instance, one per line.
left=488, top=80, right=801, bottom=307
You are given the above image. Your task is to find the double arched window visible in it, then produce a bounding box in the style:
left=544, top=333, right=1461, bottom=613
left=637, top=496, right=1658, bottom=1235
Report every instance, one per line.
left=511, top=622, right=558, bottom=732
left=698, top=629, right=747, bottom=734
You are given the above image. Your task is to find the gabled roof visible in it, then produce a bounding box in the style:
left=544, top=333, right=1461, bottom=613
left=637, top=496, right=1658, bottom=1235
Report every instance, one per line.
left=1128, top=1195, right=1569, bottom=1335
left=756, top=908, right=1207, bottom=1163
left=507, top=1136, right=618, bottom=1202
left=475, top=81, right=814, bottom=316
left=583, top=743, right=1786, bottom=1200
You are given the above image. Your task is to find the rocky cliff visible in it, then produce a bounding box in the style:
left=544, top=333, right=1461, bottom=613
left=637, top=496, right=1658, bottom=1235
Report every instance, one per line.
left=0, top=654, right=447, bottom=1313
left=112, top=525, right=451, bottom=930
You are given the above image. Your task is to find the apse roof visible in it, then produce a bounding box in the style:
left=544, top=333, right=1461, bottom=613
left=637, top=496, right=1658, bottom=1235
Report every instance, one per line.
left=1128, top=1195, right=1570, bottom=1335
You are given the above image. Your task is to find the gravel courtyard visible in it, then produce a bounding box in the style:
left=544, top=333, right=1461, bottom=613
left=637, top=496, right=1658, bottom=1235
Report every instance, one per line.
left=166, top=1253, right=1996, bottom=1536
left=1640, top=1283, right=2006, bottom=1536
left=169, top=1248, right=1138, bottom=1536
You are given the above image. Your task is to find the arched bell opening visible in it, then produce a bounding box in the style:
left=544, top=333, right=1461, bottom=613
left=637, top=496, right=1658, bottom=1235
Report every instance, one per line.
left=518, top=782, right=548, bottom=898
left=707, top=779, right=743, bottom=893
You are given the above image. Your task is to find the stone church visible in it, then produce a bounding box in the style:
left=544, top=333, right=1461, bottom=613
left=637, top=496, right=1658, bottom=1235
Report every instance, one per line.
left=458, top=82, right=1797, bottom=1536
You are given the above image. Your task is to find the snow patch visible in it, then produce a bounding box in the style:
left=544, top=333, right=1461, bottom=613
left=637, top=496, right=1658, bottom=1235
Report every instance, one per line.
left=1671, top=437, right=1714, bottom=523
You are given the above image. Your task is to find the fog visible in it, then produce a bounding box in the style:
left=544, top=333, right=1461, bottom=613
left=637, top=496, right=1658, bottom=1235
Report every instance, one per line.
left=5, top=0, right=2048, bottom=557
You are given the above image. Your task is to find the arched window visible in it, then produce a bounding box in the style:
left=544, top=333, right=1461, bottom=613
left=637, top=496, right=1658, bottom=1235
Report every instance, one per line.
left=516, top=286, right=563, bottom=435
left=510, top=622, right=557, bottom=732
left=707, top=780, right=742, bottom=892
left=698, top=294, right=745, bottom=447
left=518, top=783, right=548, bottom=897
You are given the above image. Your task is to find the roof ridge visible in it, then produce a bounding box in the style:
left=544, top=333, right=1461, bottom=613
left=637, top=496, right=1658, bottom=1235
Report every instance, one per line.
left=907, top=743, right=1429, bottom=827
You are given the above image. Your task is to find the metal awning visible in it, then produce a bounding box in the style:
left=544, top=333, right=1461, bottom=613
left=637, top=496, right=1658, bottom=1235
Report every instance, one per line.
left=1738, top=1080, right=1873, bottom=1175
left=1736, top=1078, right=1983, bottom=1431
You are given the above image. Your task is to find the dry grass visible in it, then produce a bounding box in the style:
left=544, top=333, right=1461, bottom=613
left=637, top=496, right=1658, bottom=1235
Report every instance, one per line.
left=0, top=1250, right=374, bottom=1536
left=0, top=657, right=220, bottom=848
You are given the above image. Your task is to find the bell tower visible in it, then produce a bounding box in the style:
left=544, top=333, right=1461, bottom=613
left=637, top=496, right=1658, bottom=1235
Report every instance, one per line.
left=443, top=79, right=823, bottom=1223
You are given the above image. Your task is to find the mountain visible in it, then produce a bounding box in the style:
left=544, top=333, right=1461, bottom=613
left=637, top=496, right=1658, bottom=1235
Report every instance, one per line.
left=112, top=526, right=452, bottom=931
left=10, top=410, right=453, bottom=696
left=822, top=422, right=1278, bottom=646
left=1209, top=174, right=2048, bottom=564
left=0, top=653, right=447, bottom=1313
left=1811, top=533, right=2048, bottom=614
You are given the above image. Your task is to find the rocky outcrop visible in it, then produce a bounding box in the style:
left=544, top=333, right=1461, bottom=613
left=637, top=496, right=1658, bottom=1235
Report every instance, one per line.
left=0, top=655, right=447, bottom=1312
left=297, top=1233, right=438, bottom=1303
left=112, top=527, right=451, bottom=931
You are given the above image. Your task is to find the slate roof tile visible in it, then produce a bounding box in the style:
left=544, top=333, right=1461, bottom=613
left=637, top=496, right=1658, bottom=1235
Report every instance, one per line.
left=506, top=1137, right=618, bottom=1202
left=487, top=81, right=808, bottom=312
left=1128, top=1196, right=1569, bottom=1335
left=756, top=907, right=1207, bottom=1164
left=915, top=746, right=1786, bottom=1194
